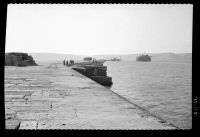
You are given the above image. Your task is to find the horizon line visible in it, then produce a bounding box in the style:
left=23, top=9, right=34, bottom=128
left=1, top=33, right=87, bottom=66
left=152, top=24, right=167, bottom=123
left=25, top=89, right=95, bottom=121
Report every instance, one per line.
left=5, top=51, right=192, bottom=56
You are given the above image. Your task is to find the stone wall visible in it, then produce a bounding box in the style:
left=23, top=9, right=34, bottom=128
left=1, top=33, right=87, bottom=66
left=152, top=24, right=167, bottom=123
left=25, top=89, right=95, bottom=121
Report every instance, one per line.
left=73, top=65, right=112, bottom=86
left=90, top=76, right=112, bottom=86
left=5, top=52, right=37, bottom=66
left=79, top=66, right=107, bottom=76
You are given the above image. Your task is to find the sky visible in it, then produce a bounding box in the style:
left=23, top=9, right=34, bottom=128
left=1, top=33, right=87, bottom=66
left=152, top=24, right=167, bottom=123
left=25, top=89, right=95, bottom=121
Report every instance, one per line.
left=5, top=4, right=193, bottom=56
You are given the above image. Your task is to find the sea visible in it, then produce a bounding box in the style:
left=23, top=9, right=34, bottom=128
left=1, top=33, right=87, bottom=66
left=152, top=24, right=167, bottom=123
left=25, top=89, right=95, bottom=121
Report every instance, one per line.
left=104, top=59, right=192, bottom=129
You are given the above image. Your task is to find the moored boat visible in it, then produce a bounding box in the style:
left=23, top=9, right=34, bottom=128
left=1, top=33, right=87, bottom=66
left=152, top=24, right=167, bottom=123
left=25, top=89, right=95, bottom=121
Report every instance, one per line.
left=136, top=54, right=151, bottom=62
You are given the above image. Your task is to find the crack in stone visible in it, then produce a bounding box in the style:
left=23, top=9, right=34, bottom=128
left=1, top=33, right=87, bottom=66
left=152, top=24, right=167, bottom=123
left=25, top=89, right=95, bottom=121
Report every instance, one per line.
left=50, top=102, right=53, bottom=109
left=15, top=122, right=21, bottom=130
left=74, top=108, right=78, bottom=119
left=36, top=122, right=39, bottom=129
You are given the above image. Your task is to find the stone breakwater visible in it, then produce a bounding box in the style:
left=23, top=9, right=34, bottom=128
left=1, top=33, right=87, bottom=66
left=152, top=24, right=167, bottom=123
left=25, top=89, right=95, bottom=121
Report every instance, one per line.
left=4, top=65, right=177, bottom=129
left=5, top=52, right=37, bottom=66
left=73, top=65, right=113, bottom=86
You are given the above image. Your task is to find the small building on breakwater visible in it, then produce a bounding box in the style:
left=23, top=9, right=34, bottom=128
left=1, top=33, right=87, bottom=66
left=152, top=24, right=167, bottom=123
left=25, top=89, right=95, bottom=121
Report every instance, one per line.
left=136, top=54, right=151, bottom=62
left=83, top=57, right=92, bottom=61
left=5, top=52, right=37, bottom=66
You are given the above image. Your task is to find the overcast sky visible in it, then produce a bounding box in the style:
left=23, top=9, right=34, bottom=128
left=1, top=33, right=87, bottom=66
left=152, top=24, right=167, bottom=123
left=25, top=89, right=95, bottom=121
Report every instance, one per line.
left=5, top=4, right=192, bottom=56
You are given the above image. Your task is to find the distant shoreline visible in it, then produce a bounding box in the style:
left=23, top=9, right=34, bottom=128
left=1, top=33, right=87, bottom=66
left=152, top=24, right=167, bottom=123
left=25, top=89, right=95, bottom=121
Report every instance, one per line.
left=20, top=52, right=191, bottom=63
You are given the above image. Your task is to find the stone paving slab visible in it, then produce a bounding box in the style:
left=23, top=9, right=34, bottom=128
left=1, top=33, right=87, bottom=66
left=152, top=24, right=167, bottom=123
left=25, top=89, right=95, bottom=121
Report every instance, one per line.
left=6, top=119, right=21, bottom=129
left=4, top=65, right=177, bottom=129
left=19, top=121, right=38, bottom=129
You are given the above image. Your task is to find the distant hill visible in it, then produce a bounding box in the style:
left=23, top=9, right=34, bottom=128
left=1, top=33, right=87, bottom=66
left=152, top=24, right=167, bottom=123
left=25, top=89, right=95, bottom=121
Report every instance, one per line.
left=148, top=53, right=192, bottom=62
left=28, top=53, right=85, bottom=63
left=27, top=52, right=192, bottom=64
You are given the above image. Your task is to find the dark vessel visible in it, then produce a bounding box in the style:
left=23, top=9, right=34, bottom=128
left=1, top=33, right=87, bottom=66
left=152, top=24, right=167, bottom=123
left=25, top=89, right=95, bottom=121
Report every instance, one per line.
left=136, top=54, right=151, bottom=62
left=110, top=58, right=120, bottom=61
left=110, top=56, right=121, bottom=62
left=83, top=57, right=92, bottom=61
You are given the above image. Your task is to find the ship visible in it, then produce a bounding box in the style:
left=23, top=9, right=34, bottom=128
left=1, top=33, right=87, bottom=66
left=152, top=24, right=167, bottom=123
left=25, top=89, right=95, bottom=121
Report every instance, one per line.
left=136, top=54, right=151, bottom=62
left=110, top=56, right=121, bottom=62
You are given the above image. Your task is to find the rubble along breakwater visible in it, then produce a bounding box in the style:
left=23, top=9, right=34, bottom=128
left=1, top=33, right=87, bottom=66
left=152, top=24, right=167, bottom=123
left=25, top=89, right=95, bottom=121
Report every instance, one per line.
left=5, top=52, right=37, bottom=66
left=72, top=64, right=113, bottom=86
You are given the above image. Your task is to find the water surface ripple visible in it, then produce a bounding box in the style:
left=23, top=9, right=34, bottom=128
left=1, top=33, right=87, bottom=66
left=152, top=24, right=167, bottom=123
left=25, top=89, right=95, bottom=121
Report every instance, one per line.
left=105, top=60, right=192, bottom=129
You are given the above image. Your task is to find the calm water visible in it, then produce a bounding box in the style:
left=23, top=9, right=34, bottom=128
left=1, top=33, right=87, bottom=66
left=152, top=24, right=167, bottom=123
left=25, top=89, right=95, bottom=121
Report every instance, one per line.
left=105, top=60, right=192, bottom=129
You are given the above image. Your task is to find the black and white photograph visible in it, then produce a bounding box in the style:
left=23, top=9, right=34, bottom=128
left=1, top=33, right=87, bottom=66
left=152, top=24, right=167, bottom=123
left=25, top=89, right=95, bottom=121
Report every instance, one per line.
left=4, top=4, right=192, bottom=130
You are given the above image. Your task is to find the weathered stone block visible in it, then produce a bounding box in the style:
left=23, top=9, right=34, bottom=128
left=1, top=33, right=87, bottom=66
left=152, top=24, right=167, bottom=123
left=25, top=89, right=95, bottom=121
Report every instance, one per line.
left=90, top=76, right=113, bottom=86
left=19, top=121, right=37, bottom=129
left=73, top=65, right=112, bottom=86
left=73, top=65, right=107, bottom=76
left=6, top=119, right=20, bottom=129
left=5, top=52, right=37, bottom=66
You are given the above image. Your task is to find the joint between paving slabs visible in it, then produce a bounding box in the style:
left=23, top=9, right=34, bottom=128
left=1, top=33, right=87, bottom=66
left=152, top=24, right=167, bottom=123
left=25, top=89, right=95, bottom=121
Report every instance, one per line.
left=74, top=108, right=78, bottom=119
left=36, top=122, right=39, bottom=129
left=15, top=122, right=21, bottom=130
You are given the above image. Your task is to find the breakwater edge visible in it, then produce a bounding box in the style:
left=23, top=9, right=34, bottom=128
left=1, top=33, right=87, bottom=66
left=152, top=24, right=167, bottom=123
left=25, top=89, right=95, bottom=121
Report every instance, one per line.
left=4, top=55, right=177, bottom=129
